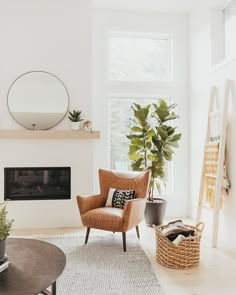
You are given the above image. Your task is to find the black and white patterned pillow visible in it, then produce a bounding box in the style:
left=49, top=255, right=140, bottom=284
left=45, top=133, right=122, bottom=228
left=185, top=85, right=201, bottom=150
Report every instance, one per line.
left=105, top=188, right=136, bottom=209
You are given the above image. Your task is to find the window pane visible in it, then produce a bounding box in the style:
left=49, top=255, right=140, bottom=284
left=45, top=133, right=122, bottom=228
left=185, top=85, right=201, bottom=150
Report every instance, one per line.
left=109, top=98, right=171, bottom=194
left=109, top=35, right=170, bottom=81
left=224, top=0, right=236, bottom=59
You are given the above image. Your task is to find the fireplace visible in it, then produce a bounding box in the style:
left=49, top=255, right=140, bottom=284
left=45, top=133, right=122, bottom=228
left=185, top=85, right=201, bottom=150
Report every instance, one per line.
left=4, top=167, right=71, bottom=201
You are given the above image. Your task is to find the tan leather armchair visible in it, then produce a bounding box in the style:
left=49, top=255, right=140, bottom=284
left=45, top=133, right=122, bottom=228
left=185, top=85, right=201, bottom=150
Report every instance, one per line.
left=76, top=169, right=150, bottom=252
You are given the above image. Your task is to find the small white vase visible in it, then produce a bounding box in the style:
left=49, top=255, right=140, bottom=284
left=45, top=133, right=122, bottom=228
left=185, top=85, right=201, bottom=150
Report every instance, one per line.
left=71, top=122, right=80, bottom=130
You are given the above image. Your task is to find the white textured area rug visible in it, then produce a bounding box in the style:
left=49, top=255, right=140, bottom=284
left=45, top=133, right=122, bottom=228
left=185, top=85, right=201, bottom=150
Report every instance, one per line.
left=40, top=233, right=165, bottom=295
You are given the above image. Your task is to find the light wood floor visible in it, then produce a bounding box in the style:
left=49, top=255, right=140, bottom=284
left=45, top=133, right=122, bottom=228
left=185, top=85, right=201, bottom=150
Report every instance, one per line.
left=12, top=218, right=236, bottom=295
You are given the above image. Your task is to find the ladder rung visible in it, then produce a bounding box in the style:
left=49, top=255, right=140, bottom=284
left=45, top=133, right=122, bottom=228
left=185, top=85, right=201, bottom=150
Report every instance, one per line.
left=204, top=173, right=217, bottom=178
left=199, top=203, right=214, bottom=211
left=206, top=140, right=220, bottom=144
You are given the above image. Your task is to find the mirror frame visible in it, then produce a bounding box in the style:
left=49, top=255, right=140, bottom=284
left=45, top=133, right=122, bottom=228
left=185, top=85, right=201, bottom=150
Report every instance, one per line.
left=7, top=70, right=69, bottom=130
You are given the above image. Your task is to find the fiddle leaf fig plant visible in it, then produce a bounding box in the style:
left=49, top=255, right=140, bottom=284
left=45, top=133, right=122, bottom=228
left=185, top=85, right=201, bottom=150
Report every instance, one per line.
left=68, top=110, right=83, bottom=122
left=0, top=203, right=14, bottom=241
left=127, top=100, right=181, bottom=201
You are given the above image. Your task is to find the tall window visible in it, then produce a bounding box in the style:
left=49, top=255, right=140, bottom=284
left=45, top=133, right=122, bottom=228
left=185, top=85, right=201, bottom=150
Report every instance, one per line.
left=108, top=32, right=173, bottom=193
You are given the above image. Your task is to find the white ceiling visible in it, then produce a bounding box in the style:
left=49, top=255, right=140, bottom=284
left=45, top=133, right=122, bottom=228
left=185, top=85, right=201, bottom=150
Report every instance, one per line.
left=92, top=0, right=230, bottom=13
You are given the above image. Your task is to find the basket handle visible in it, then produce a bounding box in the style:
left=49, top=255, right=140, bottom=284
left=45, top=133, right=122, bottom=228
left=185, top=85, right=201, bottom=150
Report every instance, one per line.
left=195, top=222, right=205, bottom=233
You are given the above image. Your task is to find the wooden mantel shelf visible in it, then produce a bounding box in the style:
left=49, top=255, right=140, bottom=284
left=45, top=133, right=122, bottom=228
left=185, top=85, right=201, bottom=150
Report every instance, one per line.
left=0, top=130, right=100, bottom=139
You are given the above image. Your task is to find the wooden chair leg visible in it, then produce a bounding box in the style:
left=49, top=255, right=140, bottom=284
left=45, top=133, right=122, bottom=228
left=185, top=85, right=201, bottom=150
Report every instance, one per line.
left=85, top=227, right=90, bottom=244
left=136, top=225, right=140, bottom=239
left=122, top=232, right=126, bottom=252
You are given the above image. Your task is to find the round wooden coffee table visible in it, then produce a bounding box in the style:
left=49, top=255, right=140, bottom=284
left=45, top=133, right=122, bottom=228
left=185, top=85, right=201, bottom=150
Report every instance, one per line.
left=0, top=238, right=66, bottom=295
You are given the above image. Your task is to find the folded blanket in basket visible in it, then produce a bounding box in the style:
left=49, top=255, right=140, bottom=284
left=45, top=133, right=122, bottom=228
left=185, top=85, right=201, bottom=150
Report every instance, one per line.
left=162, top=220, right=194, bottom=242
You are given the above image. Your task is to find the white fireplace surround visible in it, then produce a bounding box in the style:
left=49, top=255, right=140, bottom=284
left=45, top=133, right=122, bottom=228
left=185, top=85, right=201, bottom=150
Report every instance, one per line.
left=0, top=139, right=96, bottom=229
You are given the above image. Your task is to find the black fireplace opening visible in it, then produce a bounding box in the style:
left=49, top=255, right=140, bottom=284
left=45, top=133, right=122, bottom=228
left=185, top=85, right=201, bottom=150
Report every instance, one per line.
left=4, top=167, right=71, bottom=201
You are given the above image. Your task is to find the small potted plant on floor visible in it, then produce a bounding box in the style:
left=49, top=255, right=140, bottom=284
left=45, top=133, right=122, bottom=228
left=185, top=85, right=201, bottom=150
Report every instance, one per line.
left=0, top=203, right=14, bottom=259
left=127, top=100, right=181, bottom=225
left=68, top=110, right=83, bottom=130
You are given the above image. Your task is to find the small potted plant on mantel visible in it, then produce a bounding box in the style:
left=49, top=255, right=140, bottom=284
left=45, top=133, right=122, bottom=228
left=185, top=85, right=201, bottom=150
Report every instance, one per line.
left=127, top=100, right=181, bottom=226
left=68, top=110, right=83, bottom=130
left=0, top=203, right=14, bottom=259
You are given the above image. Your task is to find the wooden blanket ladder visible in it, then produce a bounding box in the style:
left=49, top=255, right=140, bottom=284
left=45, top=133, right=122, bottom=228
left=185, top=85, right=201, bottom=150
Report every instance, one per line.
left=196, top=80, right=231, bottom=247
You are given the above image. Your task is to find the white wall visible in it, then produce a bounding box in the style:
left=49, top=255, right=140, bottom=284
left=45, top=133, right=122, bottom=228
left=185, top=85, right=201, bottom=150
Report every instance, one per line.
left=190, top=7, right=236, bottom=246
left=0, top=0, right=95, bottom=228
left=189, top=8, right=212, bottom=218
left=0, top=2, right=190, bottom=228
left=92, top=9, right=190, bottom=217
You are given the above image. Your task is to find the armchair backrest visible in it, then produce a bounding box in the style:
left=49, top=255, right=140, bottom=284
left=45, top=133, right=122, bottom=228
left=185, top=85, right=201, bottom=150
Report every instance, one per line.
left=99, top=169, right=150, bottom=202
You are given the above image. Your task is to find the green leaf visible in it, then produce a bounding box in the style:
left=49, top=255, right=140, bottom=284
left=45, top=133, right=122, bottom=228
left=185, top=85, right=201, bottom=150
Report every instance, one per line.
left=168, top=133, right=182, bottom=142
left=152, top=136, right=162, bottom=150
left=130, top=138, right=144, bottom=146
left=132, top=104, right=151, bottom=128
left=157, top=127, right=168, bottom=140
left=146, top=129, right=155, bottom=140
left=129, top=153, right=143, bottom=161
left=154, top=107, right=169, bottom=122
left=132, top=103, right=141, bottom=110
left=159, top=99, right=168, bottom=109
left=156, top=167, right=165, bottom=178
left=163, top=125, right=176, bottom=136
left=129, top=145, right=140, bottom=154
left=131, top=126, right=143, bottom=133
left=126, top=134, right=143, bottom=139
left=162, top=113, right=179, bottom=122
left=163, top=145, right=173, bottom=161
left=166, top=141, right=179, bottom=148
left=168, top=103, right=177, bottom=110
left=0, top=203, right=14, bottom=240
left=131, top=158, right=143, bottom=170
left=146, top=142, right=152, bottom=149
left=147, top=154, right=157, bottom=161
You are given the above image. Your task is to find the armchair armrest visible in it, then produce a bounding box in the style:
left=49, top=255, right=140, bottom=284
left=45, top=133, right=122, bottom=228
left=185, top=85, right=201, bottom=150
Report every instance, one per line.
left=123, top=198, right=146, bottom=231
left=76, top=194, right=105, bottom=215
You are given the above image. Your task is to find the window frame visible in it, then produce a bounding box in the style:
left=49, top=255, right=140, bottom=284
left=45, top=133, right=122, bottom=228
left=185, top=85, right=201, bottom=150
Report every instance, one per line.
left=105, top=29, right=177, bottom=196
left=211, top=0, right=236, bottom=68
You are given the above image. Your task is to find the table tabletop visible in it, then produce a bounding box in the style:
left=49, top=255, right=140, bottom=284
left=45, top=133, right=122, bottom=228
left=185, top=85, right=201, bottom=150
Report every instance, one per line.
left=0, top=238, right=66, bottom=295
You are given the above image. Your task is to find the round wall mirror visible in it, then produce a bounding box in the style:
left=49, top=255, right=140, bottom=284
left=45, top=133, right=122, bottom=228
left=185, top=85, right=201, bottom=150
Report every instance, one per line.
left=7, top=71, right=69, bottom=130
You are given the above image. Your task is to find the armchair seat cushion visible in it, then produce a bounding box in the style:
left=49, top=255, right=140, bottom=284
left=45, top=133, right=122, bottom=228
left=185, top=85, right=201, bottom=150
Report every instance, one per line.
left=82, top=207, right=124, bottom=232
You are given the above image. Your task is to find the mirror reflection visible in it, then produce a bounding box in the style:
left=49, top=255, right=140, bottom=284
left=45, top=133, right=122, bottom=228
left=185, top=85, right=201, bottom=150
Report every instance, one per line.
left=7, top=71, right=69, bottom=130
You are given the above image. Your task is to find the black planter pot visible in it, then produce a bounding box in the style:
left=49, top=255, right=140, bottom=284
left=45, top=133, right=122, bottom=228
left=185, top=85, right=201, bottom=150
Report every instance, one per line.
left=0, top=239, right=6, bottom=259
left=144, top=198, right=167, bottom=226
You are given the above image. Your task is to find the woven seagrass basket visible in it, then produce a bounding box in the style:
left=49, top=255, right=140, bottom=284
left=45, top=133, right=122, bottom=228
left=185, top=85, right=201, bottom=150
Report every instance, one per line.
left=155, top=222, right=204, bottom=269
